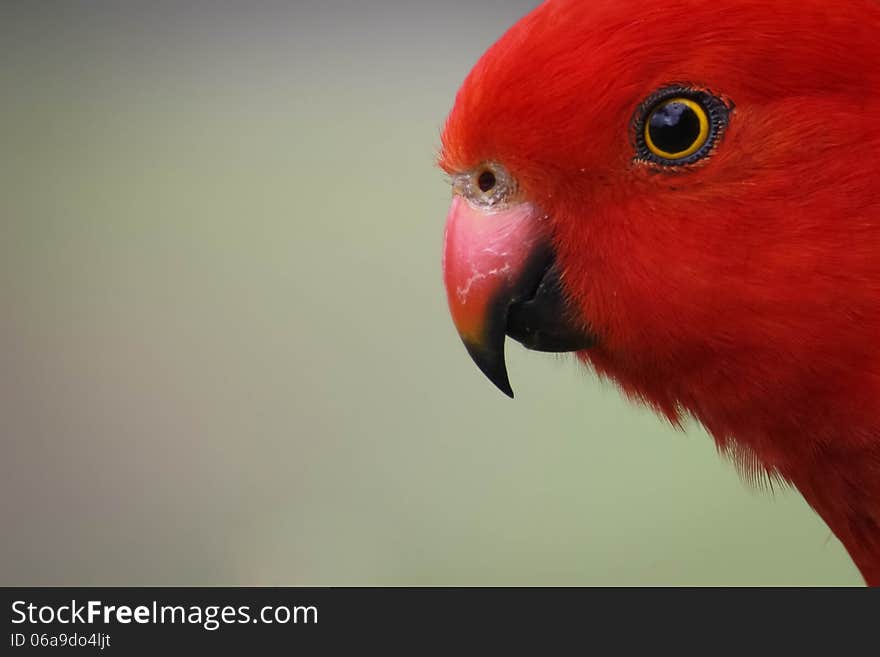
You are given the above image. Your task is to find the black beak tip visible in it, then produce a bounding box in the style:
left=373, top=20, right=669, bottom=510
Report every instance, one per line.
left=463, top=340, right=514, bottom=399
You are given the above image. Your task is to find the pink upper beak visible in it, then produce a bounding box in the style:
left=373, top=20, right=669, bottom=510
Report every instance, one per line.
left=442, top=196, right=552, bottom=397
left=442, top=195, right=596, bottom=397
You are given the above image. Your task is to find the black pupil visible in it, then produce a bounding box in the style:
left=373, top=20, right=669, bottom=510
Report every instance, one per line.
left=648, top=101, right=702, bottom=155
left=477, top=170, right=496, bottom=192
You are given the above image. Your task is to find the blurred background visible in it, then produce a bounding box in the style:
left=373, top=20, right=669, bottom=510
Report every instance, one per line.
left=0, top=0, right=861, bottom=585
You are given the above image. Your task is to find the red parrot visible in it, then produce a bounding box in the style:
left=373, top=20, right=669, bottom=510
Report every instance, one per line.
left=439, top=0, right=880, bottom=584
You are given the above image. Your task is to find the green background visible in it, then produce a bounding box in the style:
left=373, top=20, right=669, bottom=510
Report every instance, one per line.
left=1, top=0, right=862, bottom=585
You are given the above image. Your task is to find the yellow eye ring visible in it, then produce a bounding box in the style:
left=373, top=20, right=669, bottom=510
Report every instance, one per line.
left=643, top=97, right=710, bottom=160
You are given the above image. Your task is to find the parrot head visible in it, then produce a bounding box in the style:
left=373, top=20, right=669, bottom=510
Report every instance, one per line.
left=440, top=0, right=880, bottom=417
left=439, top=0, right=880, bottom=583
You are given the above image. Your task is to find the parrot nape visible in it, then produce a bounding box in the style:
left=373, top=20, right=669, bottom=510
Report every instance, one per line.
left=439, top=0, right=880, bottom=585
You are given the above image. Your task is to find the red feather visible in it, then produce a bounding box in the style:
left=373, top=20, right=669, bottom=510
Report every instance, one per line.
left=441, top=0, right=880, bottom=583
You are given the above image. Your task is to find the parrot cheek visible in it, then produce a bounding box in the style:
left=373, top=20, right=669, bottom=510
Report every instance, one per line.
left=442, top=195, right=596, bottom=397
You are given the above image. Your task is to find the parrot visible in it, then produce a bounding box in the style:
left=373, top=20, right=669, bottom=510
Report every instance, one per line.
left=439, top=0, right=880, bottom=585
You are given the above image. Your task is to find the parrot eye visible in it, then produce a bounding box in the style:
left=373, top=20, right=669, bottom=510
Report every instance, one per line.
left=633, top=87, right=731, bottom=166
left=452, top=162, right=515, bottom=210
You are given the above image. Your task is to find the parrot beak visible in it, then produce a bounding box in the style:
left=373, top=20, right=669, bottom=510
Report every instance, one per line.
left=442, top=195, right=595, bottom=397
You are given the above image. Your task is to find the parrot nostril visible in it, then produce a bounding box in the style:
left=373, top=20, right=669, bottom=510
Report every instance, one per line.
left=451, top=162, right=515, bottom=209
left=477, top=170, right=497, bottom=192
